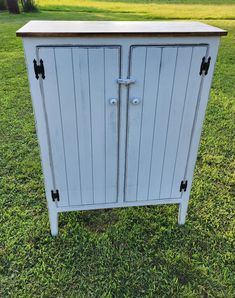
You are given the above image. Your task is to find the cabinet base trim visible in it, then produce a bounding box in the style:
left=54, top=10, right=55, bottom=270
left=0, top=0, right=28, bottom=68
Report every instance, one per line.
left=56, top=198, right=183, bottom=213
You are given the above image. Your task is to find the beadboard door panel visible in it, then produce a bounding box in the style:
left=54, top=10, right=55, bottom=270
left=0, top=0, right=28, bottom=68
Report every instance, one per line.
left=170, top=46, right=208, bottom=199
left=38, top=46, right=120, bottom=207
left=125, top=45, right=207, bottom=202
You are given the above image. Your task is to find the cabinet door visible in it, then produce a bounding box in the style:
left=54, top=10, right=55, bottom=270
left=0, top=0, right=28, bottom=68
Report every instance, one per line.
left=125, top=45, right=207, bottom=202
left=38, top=46, right=120, bottom=207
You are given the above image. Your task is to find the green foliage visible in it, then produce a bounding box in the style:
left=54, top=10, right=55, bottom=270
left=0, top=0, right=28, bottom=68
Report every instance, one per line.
left=21, top=0, right=38, bottom=12
left=0, top=3, right=234, bottom=297
left=37, top=0, right=235, bottom=20
left=94, top=0, right=235, bottom=3
left=0, top=0, right=7, bottom=10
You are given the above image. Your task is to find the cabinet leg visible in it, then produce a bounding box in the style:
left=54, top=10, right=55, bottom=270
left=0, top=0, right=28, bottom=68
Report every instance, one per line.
left=178, top=200, right=189, bottom=225
left=48, top=208, right=58, bottom=236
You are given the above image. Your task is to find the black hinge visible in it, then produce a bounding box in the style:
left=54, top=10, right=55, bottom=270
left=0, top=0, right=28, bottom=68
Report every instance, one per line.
left=33, top=59, right=45, bottom=80
left=180, top=180, right=188, bottom=192
left=199, top=56, right=211, bottom=76
left=51, top=190, right=60, bottom=202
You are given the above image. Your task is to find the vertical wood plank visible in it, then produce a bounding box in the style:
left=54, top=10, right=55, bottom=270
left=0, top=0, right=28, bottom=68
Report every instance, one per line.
left=136, top=47, right=162, bottom=201
left=148, top=47, right=178, bottom=200
left=104, top=48, right=120, bottom=203
left=54, top=48, right=82, bottom=206
left=171, top=46, right=207, bottom=198
left=39, top=47, right=69, bottom=207
left=125, top=47, right=147, bottom=202
left=160, top=47, right=192, bottom=199
left=72, top=48, right=94, bottom=205
left=88, top=48, right=106, bottom=204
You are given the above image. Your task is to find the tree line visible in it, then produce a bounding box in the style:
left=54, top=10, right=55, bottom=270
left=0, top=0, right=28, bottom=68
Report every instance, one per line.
left=0, top=0, right=38, bottom=13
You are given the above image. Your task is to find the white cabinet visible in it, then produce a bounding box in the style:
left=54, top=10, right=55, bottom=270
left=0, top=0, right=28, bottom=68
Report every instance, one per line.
left=17, top=21, right=227, bottom=235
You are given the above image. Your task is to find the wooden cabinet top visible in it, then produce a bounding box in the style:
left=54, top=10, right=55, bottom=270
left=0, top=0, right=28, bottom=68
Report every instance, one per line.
left=16, top=21, right=227, bottom=37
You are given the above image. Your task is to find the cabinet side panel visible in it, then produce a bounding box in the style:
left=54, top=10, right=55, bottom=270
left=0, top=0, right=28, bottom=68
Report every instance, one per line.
left=22, top=39, right=56, bottom=212
left=182, top=38, right=221, bottom=199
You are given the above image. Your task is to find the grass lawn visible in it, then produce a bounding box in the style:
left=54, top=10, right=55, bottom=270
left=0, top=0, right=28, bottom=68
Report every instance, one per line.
left=0, top=0, right=235, bottom=297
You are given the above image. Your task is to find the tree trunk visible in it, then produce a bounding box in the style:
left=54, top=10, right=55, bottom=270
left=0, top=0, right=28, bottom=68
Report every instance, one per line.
left=21, top=0, right=37, bottom=12
left=6, top=0, right=20, bottom=14
left=0, top=0, right=7, bottom=10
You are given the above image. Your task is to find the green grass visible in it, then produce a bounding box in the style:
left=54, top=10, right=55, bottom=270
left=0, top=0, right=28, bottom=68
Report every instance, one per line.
left=37, top=0, right=235, bottom=20
left=0, top=1, right=235, bottom=297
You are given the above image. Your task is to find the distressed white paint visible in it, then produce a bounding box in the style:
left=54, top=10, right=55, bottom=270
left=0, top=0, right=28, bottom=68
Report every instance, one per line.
left=19, top=23, right=223, bottom=235
left=38, top=46, right=120, bottom=208
left=125, top=45, right=208, bottom=202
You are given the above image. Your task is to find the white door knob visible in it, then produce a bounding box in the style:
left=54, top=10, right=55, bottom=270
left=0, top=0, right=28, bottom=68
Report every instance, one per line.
left=131, top=98, right=141, bottom=105
left=109, top=98, right=118, bottom=105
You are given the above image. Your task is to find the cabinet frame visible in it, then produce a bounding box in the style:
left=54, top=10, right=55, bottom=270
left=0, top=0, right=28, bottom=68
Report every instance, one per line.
left=22, top=35, right=221, bottom=235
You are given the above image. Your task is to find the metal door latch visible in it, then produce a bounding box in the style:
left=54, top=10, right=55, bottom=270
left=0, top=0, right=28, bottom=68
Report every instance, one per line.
left=117, top=78, right=136, bottom=86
